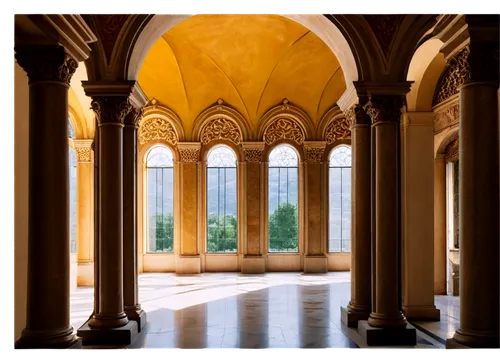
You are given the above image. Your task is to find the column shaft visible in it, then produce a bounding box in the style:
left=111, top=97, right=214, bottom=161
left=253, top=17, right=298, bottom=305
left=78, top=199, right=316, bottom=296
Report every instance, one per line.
left=452, top=82, right=499, bottom=347
left=15, top=46, right=78, bottom=348
left=123, top=109, right=145, bottom=325
left=88, top=97, right=130, bottom=329
left=347, top=118, right=372, bottom=318
left=364, top=95, right=408, bottom=329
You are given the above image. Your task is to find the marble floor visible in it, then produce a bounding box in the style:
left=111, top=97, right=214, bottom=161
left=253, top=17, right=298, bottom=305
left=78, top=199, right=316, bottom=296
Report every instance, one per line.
left=70, top=272, right=449, bottom=348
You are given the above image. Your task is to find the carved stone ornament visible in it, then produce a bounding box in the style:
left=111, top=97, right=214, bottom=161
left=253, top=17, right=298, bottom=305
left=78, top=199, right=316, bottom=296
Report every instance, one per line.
left=91, top=96, right=133, bottom=125
left=75, top=147, right=92, bottom=162
left=363, top=15, right=405, bottom=57
left=445, top=138, right=459, bottom=162
left=263, top=118, right=305, bottom=145
left=434, top=104, right=459, bottom=133
left=433, top=46, right=471, bottom=106
left=93, top=15, right=129, bottom=62
left=139, top=117, right=178, bottom=145
left=15, top=46, right=78, bottom=85
left=124, top=107, right=144, bottom=128
left=179, top=148, right=200, bottom=163
left=363, top=95, right=405, bottom=124
left=325, top=116, right=352, bottom=144
left=305, top=147, right=325, bottom=163
left=201, top=117, right=242, bottom=145
left=244, top=149, right=263, bottom=163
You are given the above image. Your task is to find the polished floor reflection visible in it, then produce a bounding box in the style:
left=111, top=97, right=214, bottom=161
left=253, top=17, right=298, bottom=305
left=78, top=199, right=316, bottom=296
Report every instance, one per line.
left=70, top=272, right=447, bottom=348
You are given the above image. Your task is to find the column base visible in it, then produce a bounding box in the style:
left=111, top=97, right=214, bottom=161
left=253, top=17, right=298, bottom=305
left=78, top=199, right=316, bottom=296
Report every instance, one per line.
left=15, top=326, right=78, bottom=349
left=175, top=255, right=201, bottom=274
left=77, top=261, right=94, bottom=286
left=241, top=255, right=265, bottom=274
left=341, top=306, right=370, bottom=328
left=125, top=307, right=147, bottom=332
left=303, top=255, right=328, bottom=273
left=403, top=305, right=440, bottom=321
left=77, top=320, right=139, bottom=347
left=358, top=320, right=417, bottom=346
left=446, top=329, right=500, bottom=348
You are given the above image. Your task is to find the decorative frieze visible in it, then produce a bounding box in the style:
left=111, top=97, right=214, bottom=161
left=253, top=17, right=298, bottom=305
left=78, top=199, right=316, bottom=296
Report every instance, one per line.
left=434, top=103, right=459, bottom=134
left=325, top=116, right=351, bottom=144
left=200, top=117, right=242, bottom=145
left=138, top=117, right=178, bottom=145
left=264, top=118, right=305, bottom=145
left=433, top=46, right=471, bottom=106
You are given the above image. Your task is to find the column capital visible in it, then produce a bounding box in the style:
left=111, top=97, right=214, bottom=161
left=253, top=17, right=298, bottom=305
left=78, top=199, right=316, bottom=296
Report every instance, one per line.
left=242, top=142, right=265, bottom=163
left=73, top=139, right=93, bottom=163
left=363, top=95, right=406, bottom=124
left=303, top=141, right=326, bottom=163
left=124, top=106, right=144, bottom=128
left=15, top=45, right=78, bottom=85
left=91, top=96, right=133, bottom=126
left=344, top=103, right=371, bottom=126
left=177, top=142, right=201, bottom=163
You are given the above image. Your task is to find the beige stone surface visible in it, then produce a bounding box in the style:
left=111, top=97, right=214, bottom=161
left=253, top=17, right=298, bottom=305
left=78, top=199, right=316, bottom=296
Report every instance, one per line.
left=143, top=254, right=176, bottom=272
left=176, top=256, right=201, bottom=274
left=327, top=253, right=351, bottom=271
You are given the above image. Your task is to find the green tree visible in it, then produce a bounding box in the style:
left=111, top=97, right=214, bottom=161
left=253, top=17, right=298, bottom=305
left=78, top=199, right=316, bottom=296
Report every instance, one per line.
left=207, top=214, right=237, bottom=252
left=268, top=203, right=298, bottom=252
left=152, top=213, right=174, bottom=252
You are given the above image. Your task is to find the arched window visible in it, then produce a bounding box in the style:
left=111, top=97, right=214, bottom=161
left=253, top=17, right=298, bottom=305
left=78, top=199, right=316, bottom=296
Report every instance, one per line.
left=68, top=120, right=77, bottom=254
left=146, top=146, right=174, bottom=253
left=268, top=145, right=299, bottom=252
left=329, top=145, right=352, bottom=252
left=207, top=146, right=237, bottom=253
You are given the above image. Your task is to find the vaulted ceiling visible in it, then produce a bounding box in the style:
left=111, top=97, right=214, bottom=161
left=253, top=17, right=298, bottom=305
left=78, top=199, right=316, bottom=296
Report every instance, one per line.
left=138, top=15, right=346, bottom=139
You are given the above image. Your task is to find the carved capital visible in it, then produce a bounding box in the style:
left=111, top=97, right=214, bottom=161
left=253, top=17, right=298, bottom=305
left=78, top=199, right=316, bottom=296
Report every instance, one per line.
left=244, top=149, right=263, bottom=163
left=91, top=96, right=133, bottom=126
left=201, top=117, right=242, bottom=145
left=138, top=117, right=178, bottom=145
left=177, top=143, right=201, bottom=163
left=15, top=45, right=78, bottom=85
left=263, top=118, right=304, bottom=145
left=73, top=139, right=93, bottom=163
left=363, top=95, right=405, bottom=124
left=325, top=115, right=351, bottom=144
left=304, top=142, right=326, bottom=163
left=124, top=106, right=143, bottom=128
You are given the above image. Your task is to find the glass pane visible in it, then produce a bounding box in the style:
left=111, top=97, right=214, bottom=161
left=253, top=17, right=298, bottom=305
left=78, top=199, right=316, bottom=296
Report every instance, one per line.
left=147, top=146, right=174, bottom=167
left=207, top=146, right=236, bottom=167
left=329, top=168, right=341, bottom=252
left=269, top=145, right=298, bottom=167
left=69, top=148, right=77, bottom=254
left=329, top=145, right=352, bottom=167
left=268, top=145, right=298, bottom=253
left=147, top=148, right=174, bottom=253
left=68, top=120, right=75, bottom=138
left=207, top=147, right=237, bottom=253
left=341, top=168, right=351, bottom=252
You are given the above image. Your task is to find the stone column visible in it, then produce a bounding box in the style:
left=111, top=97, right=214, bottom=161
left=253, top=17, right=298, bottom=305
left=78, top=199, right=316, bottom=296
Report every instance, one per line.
left=14, top=45, right=79, bottom=348
left=447, top=16, right=499, bottom=348
left=176, top=143, right=201, bottom=274
left=74, top=139, right=94, bottom=287
left=303, top=142, right=328, bottom=273
left=401, top=112, right=440, bottom=321
left=434, top=154, right=447, bottom=295
left=358, top=91, right=416, bottom=346
left=88, top=96, right=130, bottom=329
left=123, top=108, right=147, bottom=331
left=241, top=142, right=266, bottom=273
left=341, top=104, right=372, bottom=327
